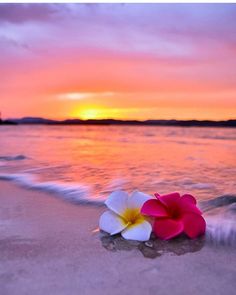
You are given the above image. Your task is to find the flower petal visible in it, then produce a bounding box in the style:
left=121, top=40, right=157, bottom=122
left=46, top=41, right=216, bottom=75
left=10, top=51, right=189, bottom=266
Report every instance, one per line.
left=183, top=213, right=206, bottom=239
left=128, top=190, right=153, bottom=209
left=154, top=192, right=161, bottom=198
left=180, top=199, right=202, bottom=215
left=181, top=194, right=197, bottom=205
left=121, top=220, right=152, bottom=241
left=153, top=218, right=184, bottom=240
left=99, top=211, right=128, bottom=235
left=158, top=192, right=181, bottom=208
left=141, top=199, right=169, bottom=217
left=105, top=190, right=128, bottom=216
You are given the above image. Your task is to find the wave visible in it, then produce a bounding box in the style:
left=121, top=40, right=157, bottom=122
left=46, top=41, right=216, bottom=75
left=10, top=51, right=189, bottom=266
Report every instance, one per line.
left=205, top=215, right=236, bottom=246
left=201, top=135, right=236, bottom=141
left=187, top=183, right=215, bottom=190
left=0, top=154, right=27, bottom=161
left=201, top=195, right=236, bottom=246
left=0, top=173, right=235, bottom=246
left=200, top=195, right=236, bottom=211
left=0, top=173, right=104, bottom=206
left=22, top=164, right=71, bottom=173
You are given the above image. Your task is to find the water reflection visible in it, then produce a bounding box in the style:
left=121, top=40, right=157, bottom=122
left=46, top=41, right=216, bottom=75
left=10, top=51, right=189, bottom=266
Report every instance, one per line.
left=0, top=125, right=235, bottom=202
left=100, top=232, right=205, bottom=258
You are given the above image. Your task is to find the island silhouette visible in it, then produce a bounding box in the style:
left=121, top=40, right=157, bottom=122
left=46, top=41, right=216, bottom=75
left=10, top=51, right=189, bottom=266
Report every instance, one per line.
left=0, top=116, right=235, bottom=127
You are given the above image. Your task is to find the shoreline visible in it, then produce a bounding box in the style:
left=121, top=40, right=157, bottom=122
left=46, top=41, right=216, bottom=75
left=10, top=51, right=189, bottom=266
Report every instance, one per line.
left=0, top=180, right=236, bottom=295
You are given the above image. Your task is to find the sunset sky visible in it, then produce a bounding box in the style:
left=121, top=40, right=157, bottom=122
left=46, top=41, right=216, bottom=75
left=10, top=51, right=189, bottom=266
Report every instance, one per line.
left=0, top=3, right=236, bottom=120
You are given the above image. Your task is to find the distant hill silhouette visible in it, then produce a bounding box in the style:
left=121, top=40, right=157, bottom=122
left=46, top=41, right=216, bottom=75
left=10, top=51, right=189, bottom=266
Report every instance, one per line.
left=1, top=116, right=235, bottom=127
left=0, top=119, right=17, bottom=125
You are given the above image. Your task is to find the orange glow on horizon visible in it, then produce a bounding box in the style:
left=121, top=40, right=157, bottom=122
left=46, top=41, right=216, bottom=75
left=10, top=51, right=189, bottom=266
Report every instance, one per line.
left=71, top=106, right=134, bottom=120
left=69, top=104, right=236, bottom=121
left=77, top=108, right=101, bottom=120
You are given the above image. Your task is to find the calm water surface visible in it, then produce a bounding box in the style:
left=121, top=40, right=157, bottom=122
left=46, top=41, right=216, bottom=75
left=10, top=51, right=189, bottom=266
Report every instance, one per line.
left=0, top=125, right=235, bottom=203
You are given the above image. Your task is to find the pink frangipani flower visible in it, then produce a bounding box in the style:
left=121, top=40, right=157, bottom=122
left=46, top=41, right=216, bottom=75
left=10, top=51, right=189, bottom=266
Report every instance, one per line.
left=141, top=192, right=206, bottom=240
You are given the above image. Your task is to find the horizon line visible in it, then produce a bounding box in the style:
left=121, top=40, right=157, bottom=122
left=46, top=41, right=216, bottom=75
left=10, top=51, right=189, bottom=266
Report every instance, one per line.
left=1, top=116, right=236, bottom=128
left=4, top=116, right=236, bottom=122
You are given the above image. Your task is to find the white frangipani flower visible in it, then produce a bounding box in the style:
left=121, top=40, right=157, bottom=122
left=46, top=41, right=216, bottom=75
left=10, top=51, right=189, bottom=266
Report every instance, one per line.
left=99, top=190, right=153, bottom=241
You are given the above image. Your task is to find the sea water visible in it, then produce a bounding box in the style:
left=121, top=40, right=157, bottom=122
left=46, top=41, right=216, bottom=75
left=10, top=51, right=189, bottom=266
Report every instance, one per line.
left=0, top=125, right=236, bottom=244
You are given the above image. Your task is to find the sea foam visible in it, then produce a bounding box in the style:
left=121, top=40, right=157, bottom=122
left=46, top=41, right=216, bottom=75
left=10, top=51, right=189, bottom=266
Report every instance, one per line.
left=205, top=215, right=236, bottom=246
left=0, top=173, right=104, bottom=206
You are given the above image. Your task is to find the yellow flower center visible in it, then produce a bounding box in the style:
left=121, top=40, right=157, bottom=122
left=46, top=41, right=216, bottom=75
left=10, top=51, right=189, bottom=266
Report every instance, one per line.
left=122, top=208, right=144, bottom=226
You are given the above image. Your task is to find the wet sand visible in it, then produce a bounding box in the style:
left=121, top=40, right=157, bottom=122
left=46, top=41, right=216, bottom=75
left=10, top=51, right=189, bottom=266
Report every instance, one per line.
left=0, top=181, right=235, bottom=295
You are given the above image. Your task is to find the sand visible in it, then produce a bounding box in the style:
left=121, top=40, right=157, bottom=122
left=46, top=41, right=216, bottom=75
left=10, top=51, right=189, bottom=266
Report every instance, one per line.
left=0, top=180, right=235, bottom=295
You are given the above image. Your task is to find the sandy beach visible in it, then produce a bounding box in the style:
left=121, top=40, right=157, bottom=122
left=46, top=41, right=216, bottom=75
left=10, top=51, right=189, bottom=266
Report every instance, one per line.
left=0, top=180, right=235, bottom=295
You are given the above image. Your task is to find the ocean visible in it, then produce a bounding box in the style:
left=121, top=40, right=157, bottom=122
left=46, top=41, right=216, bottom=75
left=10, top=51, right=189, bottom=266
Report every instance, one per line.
left=0, top=125, right=235, bottom=204
left=1, top=125, right=236, bottom=245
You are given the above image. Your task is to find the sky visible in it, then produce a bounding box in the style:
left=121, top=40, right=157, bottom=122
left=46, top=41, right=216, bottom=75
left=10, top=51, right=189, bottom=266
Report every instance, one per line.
left=0, top=3, right=236, bottom=120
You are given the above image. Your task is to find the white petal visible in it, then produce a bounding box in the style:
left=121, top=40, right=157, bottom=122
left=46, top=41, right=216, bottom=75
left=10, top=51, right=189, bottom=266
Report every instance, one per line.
left=121, top=220, right=152, bottom=241
left=105, top=190, right=128, bottom=216
left=99, top=211, right=128, bottom=235
left=128, top=190, right=153, bottom=209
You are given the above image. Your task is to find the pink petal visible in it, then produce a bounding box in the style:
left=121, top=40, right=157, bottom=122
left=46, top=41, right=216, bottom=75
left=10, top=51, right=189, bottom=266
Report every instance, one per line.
left=141, top=199, right=168, bottom=218
left=182, top=213, right=206, bottom=239
left=180, top=199, right=202, bottom=215
left=154, top=193, right=160, bottom=198
left=158, top=192, right=181, bottom=209
left=181, top=194, right=197, bottom=205
left=153, top=218, right=184, bottom=240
